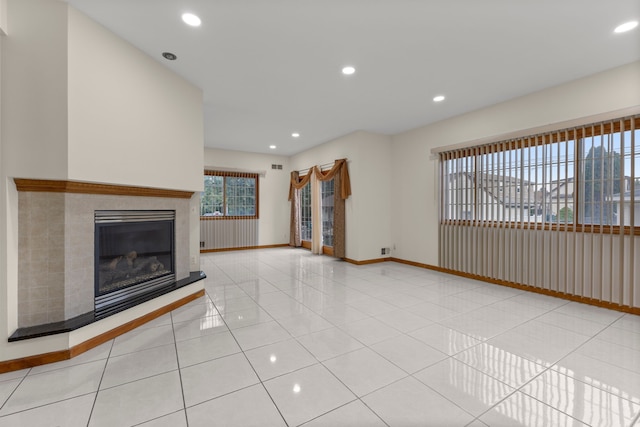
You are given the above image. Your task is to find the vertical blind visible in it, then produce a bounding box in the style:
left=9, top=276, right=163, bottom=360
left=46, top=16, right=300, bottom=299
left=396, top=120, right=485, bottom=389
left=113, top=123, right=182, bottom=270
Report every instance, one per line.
left=439, top=115, right=639, bottom=309
left=200, top=170, right=259, bottom=251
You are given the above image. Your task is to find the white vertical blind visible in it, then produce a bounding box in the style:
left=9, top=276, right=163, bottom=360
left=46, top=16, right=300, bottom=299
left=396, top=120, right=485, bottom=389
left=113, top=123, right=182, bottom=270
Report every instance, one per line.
left=200, top=170, right=259, bottom=250
left=439, top=115, right=640, bottom=309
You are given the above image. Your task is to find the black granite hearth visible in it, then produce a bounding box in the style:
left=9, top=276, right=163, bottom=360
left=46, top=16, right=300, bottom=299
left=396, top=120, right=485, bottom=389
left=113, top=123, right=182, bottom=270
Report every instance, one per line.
left=8, top=271, right=206, bottom=342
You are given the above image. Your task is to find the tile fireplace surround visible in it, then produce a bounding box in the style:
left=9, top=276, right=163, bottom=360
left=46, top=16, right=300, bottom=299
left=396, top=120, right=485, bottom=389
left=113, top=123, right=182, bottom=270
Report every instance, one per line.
left=15, top=179, right=196, bottom=329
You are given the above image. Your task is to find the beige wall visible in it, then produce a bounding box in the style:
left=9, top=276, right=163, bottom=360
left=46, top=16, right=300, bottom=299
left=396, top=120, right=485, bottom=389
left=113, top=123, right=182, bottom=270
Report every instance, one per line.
left=0, top=0, right=7, bottom=34
left=0, top=1, right=204, bottom=362
left=290, top=131, right=394, bottom=261
left=2, top=0, right=69, bottom=180
left=0, top=0, right=8, bottom=363
left=2, top=1, right=203, bottom=191
left=391, top=61, right=640, bottom=266
left=67, top=7, right=203, bottom=192
left=204, top=148, right=290, bottom=246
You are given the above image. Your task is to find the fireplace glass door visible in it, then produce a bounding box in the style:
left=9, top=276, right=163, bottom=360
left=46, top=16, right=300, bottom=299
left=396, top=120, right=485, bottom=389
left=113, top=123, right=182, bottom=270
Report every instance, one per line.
left=94, top=210, right=175, bottom=317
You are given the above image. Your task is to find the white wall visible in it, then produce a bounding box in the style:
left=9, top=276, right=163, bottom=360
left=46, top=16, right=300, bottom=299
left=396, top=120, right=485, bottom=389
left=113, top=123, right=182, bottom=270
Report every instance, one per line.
left=0, top=0, right=7, bottom=34
left=290, top=131, right=393, bottom=261
left=2, top=0, right=69, bottom=180
left=391, top=61, right=640, bottom=266
left=0, top=0, right=8, bottom=363
left=2, top=1, right=203, bottom=192
left=203, top=148, right=291, bottom=246
left=67, top=7, right=203, bottom=192
left=0, top=1, right=205, bottom=362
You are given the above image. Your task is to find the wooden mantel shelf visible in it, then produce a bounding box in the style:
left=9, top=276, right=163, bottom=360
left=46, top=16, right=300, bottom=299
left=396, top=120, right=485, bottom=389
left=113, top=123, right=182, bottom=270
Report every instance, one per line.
left=14, top=179, right=194, bottom=199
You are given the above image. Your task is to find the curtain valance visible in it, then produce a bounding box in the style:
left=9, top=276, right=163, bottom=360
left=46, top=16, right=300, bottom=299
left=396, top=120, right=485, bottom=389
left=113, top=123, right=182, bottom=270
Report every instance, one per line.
left=312, top=159, right=352, bottom=199
left=288, top=158, right=351, bottom=200
left=288, top=171, right=312, bottom=201
left=288, top=158, right=350, bottom=258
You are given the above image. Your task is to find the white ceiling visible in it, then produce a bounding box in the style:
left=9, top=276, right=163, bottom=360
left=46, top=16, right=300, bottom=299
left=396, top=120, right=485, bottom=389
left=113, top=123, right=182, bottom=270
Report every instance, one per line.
left=65, top=0, right=640, bottom=156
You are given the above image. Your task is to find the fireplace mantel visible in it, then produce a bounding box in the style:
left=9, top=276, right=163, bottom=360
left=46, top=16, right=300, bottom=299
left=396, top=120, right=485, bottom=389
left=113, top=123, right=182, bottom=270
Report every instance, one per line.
left=14, top=178, right=194, bottom=199
left=16, top=178, right=196, bottom=326
left=5, top=178, right=203, bottom=373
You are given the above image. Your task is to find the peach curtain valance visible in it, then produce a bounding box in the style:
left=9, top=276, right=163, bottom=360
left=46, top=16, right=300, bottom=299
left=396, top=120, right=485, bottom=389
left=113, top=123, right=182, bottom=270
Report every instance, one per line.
left=288, top=159, right=351, bottom=200
left=288, top=171, right=312, bottom=201
left=312, top=159, right=351, bottom=199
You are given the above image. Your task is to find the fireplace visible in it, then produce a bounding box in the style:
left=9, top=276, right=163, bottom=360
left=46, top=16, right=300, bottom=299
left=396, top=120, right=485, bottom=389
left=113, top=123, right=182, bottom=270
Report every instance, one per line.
left=95, top=210, right=175, bottom=318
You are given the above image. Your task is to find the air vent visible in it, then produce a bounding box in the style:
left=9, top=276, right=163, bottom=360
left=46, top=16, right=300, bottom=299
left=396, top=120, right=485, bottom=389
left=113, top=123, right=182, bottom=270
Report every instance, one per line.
left=271, top=164, right=283, bottom=170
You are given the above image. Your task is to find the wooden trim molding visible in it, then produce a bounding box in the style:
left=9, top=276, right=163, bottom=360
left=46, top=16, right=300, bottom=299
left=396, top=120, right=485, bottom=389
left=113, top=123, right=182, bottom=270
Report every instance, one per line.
left=440, top=220, right=640, bottom=236
left=388, top=257, right=640, bottom=315
left=339, top=255, right=639, bottom=314
left=0, top=289, right=204, bottom=374
left=201, top=244, right=289, bottom=253
left=343, top=257, right=390, bottom=265
left=14, top=179, right=194, bottom=199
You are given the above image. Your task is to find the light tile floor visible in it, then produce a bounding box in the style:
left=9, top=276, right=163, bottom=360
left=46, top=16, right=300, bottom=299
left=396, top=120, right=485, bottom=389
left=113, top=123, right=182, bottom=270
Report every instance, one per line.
left=1, top=248, right=640, bottom=426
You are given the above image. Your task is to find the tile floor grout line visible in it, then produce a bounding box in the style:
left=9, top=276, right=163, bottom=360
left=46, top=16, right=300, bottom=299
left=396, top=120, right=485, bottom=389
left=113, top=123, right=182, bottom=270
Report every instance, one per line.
left=130, top=409, right=185, bottom=427
left=630, top=404, right=640, bottom=426
left=0, top=392, right=98, bottom=423
left=85, top=339, right=115, bottom=427
left=0, top=367, right=31, bottom=415
left=218, top=261, right=402, bottom=426
left=21, top=248, right=630, bottom=426
left=474, top=310, right=626, bottom=426
left=170, top=311, right=191, bottom=427
left=212, top=295, right=292, bottom=427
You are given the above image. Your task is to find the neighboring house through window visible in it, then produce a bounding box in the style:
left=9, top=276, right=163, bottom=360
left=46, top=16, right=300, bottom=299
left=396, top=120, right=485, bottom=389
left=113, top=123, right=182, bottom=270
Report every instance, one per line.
left=201, top=171, right=259, bottom=218
left=321, top=179, right=335, bottom=247
left=300, top=180, right=312, bottom=241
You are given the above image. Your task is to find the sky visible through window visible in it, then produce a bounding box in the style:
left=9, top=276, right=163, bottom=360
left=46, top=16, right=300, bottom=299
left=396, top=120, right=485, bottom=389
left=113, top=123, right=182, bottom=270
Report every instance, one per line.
left=443, top=127, right=639, bottom=225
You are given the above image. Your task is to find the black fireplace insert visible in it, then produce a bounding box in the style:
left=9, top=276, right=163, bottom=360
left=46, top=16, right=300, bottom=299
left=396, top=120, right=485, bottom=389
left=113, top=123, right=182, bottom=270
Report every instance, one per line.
left=94, top=210, right=175, bottom=318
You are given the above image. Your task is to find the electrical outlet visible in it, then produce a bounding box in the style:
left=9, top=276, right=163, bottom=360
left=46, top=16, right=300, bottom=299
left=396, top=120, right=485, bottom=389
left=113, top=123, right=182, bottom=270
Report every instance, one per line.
left=191, top=255, right=196, bottom=264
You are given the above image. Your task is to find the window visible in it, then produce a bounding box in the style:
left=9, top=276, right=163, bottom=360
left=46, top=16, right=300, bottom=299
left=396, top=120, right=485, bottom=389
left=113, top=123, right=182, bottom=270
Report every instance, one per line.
left=321, top=179, right=334, bottom=246
left=441, top=115, right=639, bottom=232
left=201, top=171, right=259, bottom=218
left=300, top=181, right=312, bottom=241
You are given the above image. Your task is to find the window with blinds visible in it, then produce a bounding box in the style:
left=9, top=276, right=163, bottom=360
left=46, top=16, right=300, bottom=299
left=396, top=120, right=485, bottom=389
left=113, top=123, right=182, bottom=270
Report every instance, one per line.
left=438, top=114, right=639, bottom=309
left=440, top=116, right=639, bottom=233
left=201, top=171, right=259, bottom=219
left=200, top=170, right=260, bottom=251
left=321, top=179, right=335, bottom=247
left=300, top=181, right=312, bottom=241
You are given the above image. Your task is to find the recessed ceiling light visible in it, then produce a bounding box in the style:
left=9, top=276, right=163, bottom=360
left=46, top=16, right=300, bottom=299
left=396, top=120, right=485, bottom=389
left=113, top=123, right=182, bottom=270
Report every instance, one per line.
left=614, top=20, right=638, bottom=33
left=162, top=52, right=177, bottom=60
left=182, top=13, right=201, bottom=27
left=342, top=66, right=356, bottom=75
left=433, top=95, right=445, bottom=102
left=291, top=132, right=300, bottom=138
left=269, top=145, right=276, bottom=150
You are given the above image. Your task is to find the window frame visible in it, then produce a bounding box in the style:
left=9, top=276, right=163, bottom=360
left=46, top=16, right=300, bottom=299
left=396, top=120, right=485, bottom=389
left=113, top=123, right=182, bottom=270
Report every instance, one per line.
left=201, top=170, right=259, bottom=220
left=321, top=178, right=335, bottom=248
left=440, top=116, right=639, bottom=235
left=300, top=177, right=312, bottom=243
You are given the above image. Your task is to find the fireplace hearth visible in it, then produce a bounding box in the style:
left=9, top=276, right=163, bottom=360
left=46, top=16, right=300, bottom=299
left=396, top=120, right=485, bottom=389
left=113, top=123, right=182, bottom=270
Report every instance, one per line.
left=95, top=210, right=175, bottom=318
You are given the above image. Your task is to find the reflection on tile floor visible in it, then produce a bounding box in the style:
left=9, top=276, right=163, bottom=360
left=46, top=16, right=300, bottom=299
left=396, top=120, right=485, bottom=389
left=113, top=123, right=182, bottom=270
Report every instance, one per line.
left=1, top=248, right=639, bottom=426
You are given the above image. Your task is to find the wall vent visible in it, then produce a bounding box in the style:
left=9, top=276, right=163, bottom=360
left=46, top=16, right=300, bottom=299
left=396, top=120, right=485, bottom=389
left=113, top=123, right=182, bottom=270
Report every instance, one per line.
left=271, top=164, right=283, bottom=170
